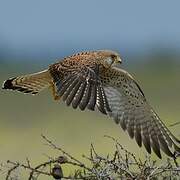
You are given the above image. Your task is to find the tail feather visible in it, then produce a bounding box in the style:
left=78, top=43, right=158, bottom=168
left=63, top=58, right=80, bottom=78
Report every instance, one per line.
left=2, top=70, right=52, bottom=94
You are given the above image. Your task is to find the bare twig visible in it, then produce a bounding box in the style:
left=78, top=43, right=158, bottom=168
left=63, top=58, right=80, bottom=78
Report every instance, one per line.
left=41, top=134, right=91, bottom=171
left=1, top=135, right=180, bottom=179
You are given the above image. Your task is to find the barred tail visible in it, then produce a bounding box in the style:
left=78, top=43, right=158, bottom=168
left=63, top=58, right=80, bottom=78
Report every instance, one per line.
left=2, top=69, right=52, bottom=94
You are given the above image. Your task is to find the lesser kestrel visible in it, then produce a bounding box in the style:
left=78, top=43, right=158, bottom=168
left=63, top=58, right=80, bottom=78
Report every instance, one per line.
left=2, top=50, right=180, bottom=159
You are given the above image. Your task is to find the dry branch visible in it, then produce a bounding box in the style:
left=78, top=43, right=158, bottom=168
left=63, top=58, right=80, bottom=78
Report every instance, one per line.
left=1, top=135, right=180, bottom=180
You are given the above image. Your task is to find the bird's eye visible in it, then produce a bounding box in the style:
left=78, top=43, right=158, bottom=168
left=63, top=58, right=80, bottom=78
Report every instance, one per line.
left=111, top=54, right=117, bottom=59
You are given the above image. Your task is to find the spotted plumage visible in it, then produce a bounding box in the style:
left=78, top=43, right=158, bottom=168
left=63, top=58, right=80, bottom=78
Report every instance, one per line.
left=2, top=50, right=180, bottom=159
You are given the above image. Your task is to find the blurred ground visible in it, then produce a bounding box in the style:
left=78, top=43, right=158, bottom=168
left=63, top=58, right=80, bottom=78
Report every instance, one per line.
left=0, top=53, right=180, bottom=179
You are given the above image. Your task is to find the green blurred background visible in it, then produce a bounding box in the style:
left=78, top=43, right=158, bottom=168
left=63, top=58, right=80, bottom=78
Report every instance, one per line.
left=0, top=0, right=180, bottom=179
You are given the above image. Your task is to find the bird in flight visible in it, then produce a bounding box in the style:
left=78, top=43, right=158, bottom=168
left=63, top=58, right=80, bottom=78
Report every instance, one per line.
left=2, top=50, right=180, bottom=159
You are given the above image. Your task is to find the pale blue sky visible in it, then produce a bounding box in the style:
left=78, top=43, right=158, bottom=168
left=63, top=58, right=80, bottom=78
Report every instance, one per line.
left=0, top=0, right=180, bottom=61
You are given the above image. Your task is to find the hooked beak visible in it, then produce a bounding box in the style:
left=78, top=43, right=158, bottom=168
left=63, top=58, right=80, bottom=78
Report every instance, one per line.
left=115, top=56, right=122, bottom=64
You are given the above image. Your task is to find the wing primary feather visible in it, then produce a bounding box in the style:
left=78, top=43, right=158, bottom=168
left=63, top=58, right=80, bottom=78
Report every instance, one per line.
left=155, top=124, right=174, bottom=157
left=152, top=118, right=174, bottom=157
left=142, top=136, right=151, bottom=154
left=96, top=85, right=107, bottom=114
left=89, top=65, right=107, bottom=114
left=100, top=85, right=111, bottom=112
left=62, top=77, right=79, bottom=101
left=59, top=73, right=73, bottom=86
left=119, top=112, right=127, bottom=131
left=150, top=134, right=161, bottom=158
left=56, top=80, right=61, bottom=94
left=58, top=75, right=76, bottom=97
left=72, top=81, right=86, bottom=109
left=66, top=80, right=82, bottom=106
left=70, top=68, right=89, bottom=109
left=87, top=83, right=97, bottom=111
left=54, top=71, right=73, bottom=93
left=155, top=114, right=180, bottom=158
left=127, top=116, right=134, bottom=139
left=158, top=135, right=174, bottom=157
left=151, top=111, right=176, bottom=157
left=134, top=117, right=142, bottom=147
left=152, top=111, right=173, bottom=147
left=79, top=81, right=91, bottom=110
left=142, top=122, right=151, bottom=154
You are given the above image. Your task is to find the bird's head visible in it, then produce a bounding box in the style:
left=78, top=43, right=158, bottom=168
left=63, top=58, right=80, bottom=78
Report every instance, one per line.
left=97, top=50, right=122, bottom=68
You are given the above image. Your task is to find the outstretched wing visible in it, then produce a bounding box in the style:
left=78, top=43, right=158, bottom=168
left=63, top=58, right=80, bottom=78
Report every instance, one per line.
left=104, top=67, right=180, bottom=159
left=49, top=64, right=111, bottom=114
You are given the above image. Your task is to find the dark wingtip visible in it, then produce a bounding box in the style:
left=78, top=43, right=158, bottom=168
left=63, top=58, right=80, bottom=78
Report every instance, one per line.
left=2, top=78, right=16, bottom=90
left=156, top=151, right=162, bottom=159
